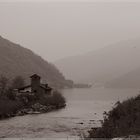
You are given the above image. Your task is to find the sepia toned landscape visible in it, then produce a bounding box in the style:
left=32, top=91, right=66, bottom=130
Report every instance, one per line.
left=0, top=0, right=140, bottom=139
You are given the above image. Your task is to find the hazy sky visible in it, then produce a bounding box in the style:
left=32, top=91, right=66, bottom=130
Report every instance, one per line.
left=0, top=0, right=140, bottom=62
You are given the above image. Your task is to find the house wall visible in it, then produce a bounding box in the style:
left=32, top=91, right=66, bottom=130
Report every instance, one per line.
left=19, top=87, right=31, bottom=92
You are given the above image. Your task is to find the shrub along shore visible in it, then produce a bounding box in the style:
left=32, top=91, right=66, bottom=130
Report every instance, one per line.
left=0, top=75, right=66, bottom=120
left=0, top=91, right=66, bottom=120
left=88, top=94, right=140, bottom=139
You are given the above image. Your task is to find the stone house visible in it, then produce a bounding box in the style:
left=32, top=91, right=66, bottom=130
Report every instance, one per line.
left=16, top=74, right=52, bottom=98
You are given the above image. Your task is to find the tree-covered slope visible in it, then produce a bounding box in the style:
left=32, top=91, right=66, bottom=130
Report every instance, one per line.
left=0, top=36, right=73, bottom=88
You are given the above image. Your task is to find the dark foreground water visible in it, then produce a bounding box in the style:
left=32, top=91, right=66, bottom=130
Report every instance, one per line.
left=0, top=88, right=139, bottom=138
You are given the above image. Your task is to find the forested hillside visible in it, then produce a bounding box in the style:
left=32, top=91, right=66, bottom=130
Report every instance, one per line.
left=0, top=36, right=73, bottom=88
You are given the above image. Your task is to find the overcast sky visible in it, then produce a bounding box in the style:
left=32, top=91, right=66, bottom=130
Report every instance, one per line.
left=0, top=0, right=140, bottom=62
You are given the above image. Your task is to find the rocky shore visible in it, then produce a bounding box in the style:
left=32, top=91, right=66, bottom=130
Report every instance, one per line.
left=0, top=102, right=66, bottom=120
left=17, top=103, right=66, bottom=115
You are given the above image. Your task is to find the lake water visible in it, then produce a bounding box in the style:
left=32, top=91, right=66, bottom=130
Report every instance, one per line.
left=0, top=87, right=139, bottom=138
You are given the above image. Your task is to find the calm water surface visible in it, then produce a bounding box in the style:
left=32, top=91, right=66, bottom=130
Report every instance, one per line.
left=0, top=88, right=139, bottom=138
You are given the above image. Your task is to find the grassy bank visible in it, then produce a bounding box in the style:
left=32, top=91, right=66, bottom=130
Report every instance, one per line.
left=88, top=94, right=140, bottom=138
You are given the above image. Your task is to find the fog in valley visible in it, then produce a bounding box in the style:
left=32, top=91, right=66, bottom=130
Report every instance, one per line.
left=0, top=1, right=140, bottom=62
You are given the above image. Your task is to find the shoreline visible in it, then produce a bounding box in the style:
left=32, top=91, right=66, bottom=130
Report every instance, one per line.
left=0, top=103, right=66, bottom=120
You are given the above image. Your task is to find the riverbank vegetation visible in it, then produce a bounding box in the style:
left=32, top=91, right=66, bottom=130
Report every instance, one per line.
left=0, top=75, right=66, bottom=120
left=88, top=94, right=140, bottom=138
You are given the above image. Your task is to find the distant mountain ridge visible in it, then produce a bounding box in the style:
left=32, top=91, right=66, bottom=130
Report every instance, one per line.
left=55, top=39, right=140, bottom=88
left=0, top=36, right=73, bottom=88
left=106, top=66, right=140, bottom=88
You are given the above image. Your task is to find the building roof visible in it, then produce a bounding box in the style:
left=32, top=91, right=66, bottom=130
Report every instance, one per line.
left=30, top=74, right=41, bottom=79
left=18, top=84, right=52, bottom=91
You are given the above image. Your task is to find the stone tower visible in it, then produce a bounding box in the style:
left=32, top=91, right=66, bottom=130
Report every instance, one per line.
left=30, top=74, right=41, bottom=93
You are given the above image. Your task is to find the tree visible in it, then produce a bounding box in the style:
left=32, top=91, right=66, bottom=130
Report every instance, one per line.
left=11, top=76, right=25, bottom=89
left=0, top=75, right=9, bottom=96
